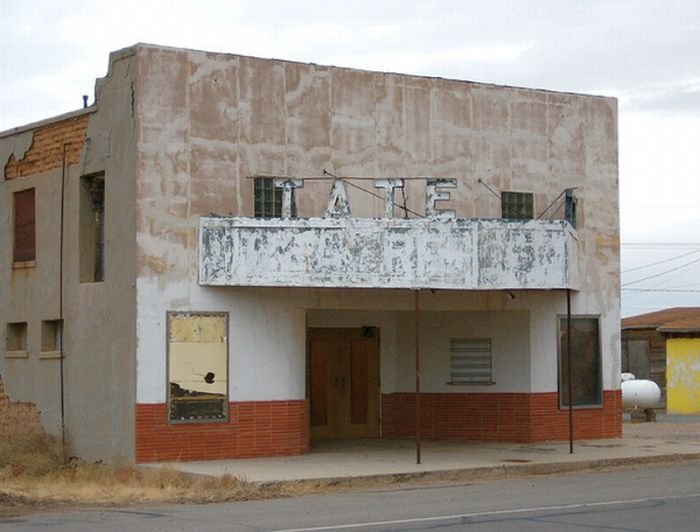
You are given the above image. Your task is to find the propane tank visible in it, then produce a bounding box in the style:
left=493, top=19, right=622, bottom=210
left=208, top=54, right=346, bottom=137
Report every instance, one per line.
left=621, top=378, right=661, bottom=409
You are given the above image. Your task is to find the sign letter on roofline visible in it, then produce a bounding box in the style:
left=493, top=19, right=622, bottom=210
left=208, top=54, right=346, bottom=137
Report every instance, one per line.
left=426, top=179, right=457, bottom=219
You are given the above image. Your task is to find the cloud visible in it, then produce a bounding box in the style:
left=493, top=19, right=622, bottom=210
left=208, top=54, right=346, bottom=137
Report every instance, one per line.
left=3, top=1, right=700, bottom=125
left=619, top=79, right=700, bottom=114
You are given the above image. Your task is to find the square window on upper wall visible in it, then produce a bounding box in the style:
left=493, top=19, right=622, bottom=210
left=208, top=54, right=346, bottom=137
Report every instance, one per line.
left=254, top=177, right=296, bottom=218
left=13, top=188, right=36, bottom=265
left=41, top=320, right=62, bottom=355
left=501, top=191, right=533, bottom=220
left=6, top=322, right=28, bottom=356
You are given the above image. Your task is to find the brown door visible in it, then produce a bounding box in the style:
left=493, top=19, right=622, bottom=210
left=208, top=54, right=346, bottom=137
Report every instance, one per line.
left=308, top=328, right=380, bottom=440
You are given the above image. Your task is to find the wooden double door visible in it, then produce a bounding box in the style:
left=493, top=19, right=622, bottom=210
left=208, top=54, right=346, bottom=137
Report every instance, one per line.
left=308, top=328, right=380, bottom=440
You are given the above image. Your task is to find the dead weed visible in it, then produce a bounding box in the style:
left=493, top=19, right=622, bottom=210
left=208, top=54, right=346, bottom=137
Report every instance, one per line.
left=0, top=403, right=279, bottom=508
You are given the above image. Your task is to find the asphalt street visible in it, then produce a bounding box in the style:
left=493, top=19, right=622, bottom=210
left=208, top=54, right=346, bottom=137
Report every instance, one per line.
left=2, top=462, right=700, bottom=531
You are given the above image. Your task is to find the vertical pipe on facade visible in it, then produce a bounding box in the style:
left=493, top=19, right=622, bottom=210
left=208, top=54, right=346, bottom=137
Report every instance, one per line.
left=59, top=144, right=68, bottom=461
left=415, top=289, right=421, bottom=464
left=567, top=289, right=574, bottom=454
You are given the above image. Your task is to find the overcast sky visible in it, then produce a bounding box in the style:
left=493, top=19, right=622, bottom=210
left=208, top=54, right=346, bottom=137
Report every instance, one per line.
left=2, top=0, right=699, bottom=316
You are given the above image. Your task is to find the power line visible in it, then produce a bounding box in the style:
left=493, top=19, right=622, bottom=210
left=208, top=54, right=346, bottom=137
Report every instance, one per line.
left=622, top=242, right=700, bottom=249
left=621, top=249, right=700, bottom=274
left=621, top=256, right=700, bottom=287
left=622, top=288, right=700, bottom=293
left=663, top=281, right=700, bottom=289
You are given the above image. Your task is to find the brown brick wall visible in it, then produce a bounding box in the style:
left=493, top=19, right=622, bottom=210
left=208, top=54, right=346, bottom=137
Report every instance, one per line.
left=0, top=376, right=44, bottom=439
left=381, top=390, right=622, bottom=442
left=135, top=400, right=310, bottom=463
left=4, top=114, right=89, bottom=179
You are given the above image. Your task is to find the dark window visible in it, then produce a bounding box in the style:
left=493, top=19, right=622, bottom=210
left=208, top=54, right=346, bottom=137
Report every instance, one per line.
left=80, top=174, right=105, bottom=282
left=6, top=322, right=28, bottom=353
left=41, top=320, right=62, bottom=353
left=559, top=317, right=602, bottom=407
left=13, top=188, right=35, bottom=263
left=254, top=177, right=296, bottom=217
left=501, top=191, right=533, bottom=220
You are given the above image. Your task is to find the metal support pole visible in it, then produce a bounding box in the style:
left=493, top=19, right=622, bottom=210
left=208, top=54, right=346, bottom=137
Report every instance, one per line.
left=414, top=289, right=421, bottom=465
left=567, top=289, right=574, bottom=454
left=59, top=144, right=68, bottom=462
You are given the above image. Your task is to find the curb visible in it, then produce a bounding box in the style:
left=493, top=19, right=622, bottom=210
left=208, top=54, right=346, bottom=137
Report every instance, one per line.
left=257, top=452, right=700, bottom=491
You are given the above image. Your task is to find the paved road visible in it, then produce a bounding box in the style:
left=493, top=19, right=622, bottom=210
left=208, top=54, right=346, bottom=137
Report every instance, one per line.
left=2, top=463, right=700, bottom=531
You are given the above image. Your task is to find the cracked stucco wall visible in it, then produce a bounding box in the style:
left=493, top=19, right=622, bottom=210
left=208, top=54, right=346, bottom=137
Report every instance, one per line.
left=129, top=44, right=618, bottom=404
left=0, top=47, right=138, bottom=463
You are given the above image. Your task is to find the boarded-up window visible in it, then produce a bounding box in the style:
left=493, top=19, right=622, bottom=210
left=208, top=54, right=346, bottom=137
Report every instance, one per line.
left=626, top=339, right=650, bottom=380
left=501, top=191, right=533, bottom=220
left=559, top=317, right=602, bottom=407
left=449, top=338, right=493, bottom=384
left=167, top=312, right=228, bottom=422
left=13, top=189, right=35, bottom=263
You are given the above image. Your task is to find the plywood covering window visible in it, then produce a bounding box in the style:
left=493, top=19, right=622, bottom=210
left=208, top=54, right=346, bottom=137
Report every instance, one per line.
left=80, top=173, right=105, bottom=282
left=254, top=177, right=296, bottom=217
left=13, top=188, right=35, bottom=264
left=167, top=312, right=228, bottom=423
left=626, top=339, right=650, bottom=380
left=449, top=338, right=493, bottom=384
left=501, top=191, right=533, bottom=220
left=558, top=317, right=602, bottom=407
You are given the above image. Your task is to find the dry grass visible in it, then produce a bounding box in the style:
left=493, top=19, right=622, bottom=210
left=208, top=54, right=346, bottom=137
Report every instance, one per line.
left=0, top=422, right=297, bottom=508
left=0, top=412, right=335, bottom=513
left=0, top=426, right=397, bottom=514
left=0, top=386, right=307, bottom=511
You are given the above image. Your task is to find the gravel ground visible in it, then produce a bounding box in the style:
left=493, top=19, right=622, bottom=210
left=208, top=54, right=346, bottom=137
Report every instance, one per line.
left=623, top=412, right=700, bottom=441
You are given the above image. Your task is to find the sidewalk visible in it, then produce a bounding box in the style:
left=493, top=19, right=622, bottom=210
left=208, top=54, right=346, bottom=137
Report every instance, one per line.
left=146, top=415, right=700, bottom=485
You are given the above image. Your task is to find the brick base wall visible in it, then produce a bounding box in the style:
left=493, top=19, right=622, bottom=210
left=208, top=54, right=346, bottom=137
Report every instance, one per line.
left=381, top=391, right=621, bottom=442
left=135, top=400, right=310, bottom=463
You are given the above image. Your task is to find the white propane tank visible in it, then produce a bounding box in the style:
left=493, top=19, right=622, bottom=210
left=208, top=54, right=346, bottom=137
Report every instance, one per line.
left=621, top=379, right=661, bottom=409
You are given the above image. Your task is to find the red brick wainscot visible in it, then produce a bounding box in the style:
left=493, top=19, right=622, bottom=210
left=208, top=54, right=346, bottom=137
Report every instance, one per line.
left=381, top=391, right=621, bottom=442
left=135, top=400, right=309, bottom=463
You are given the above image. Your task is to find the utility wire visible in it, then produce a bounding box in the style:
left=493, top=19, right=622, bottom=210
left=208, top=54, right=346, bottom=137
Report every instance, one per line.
left=622, top=288, right=700, bottom=293
left=622, top=242, right=700, bottom=249
left=621, top=255, right=700, bottom=287
left=621, top=249, right=700, bottom=274
left=322, top=169, right=425, bottom=218
left=662, top=281, right=700, bottom=289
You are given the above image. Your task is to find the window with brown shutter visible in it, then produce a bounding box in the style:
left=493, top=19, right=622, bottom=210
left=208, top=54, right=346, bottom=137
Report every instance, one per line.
left=13, top=188, right=36, bottom=264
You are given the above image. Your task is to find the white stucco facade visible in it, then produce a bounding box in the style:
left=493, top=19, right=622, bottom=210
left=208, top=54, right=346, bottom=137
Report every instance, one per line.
left=2, top=43, right=620, bottom=463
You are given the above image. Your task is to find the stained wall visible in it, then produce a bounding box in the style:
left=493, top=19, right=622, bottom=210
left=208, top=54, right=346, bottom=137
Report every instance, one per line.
left=130, top=44, right=618, bottom=415
left=0, top=47, right=138, bottom=462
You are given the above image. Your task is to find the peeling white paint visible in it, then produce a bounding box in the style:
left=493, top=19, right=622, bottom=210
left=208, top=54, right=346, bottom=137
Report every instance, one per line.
left=199, top=217, right=578, bottom=290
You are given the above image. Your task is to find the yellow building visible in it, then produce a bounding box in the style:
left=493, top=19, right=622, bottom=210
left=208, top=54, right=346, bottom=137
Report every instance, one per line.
left=622, top=308, right=700, bottom=414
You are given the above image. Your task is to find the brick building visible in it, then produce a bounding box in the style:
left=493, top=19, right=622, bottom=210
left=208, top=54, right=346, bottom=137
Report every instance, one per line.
left=1, top=44, right=620, bottom=463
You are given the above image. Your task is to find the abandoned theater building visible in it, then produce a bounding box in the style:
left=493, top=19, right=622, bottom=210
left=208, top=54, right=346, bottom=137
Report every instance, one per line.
left=0, top=44, right=620, bottom=463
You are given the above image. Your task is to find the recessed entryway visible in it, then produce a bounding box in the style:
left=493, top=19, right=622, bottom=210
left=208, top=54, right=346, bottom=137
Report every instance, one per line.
left=308, top=327, right=380, bottom=440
